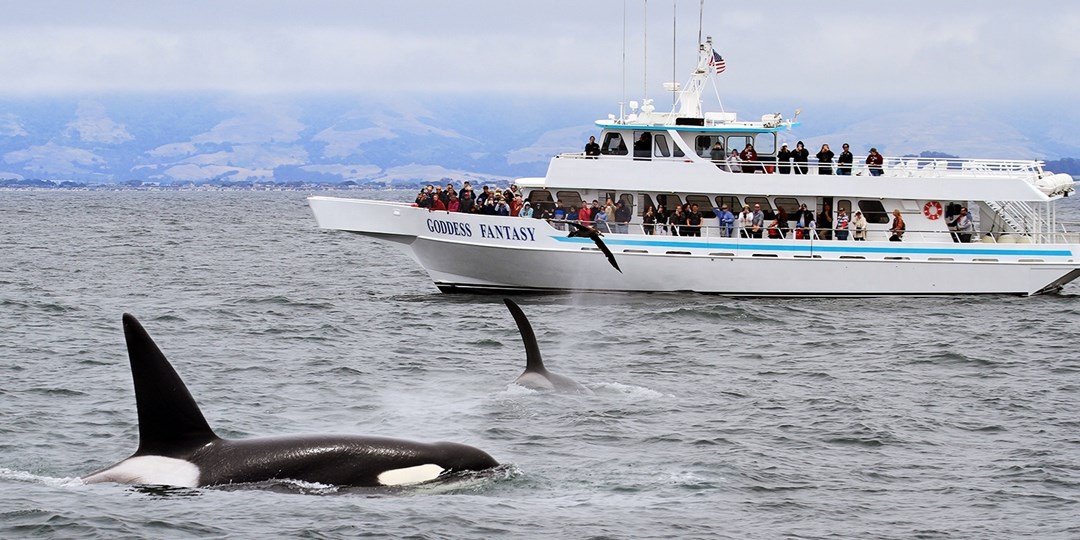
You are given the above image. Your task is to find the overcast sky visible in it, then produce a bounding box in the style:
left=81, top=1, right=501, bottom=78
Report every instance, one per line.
left=2, top=0, right=1078, bottom=106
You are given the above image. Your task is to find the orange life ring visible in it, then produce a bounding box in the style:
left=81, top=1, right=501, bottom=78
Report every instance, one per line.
left=923, top=201, right=943, bottom=220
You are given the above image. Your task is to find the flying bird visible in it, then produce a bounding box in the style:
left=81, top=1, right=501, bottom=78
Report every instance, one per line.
left=567, top=222, right=622, bottom=273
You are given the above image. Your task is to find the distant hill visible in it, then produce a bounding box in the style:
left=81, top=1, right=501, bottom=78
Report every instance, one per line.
left=2, top=93, right=1079, bottom=185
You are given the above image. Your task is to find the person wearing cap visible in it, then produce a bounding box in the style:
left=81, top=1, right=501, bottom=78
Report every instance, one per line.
left=777, top=143, right=792, bottom=174
left=835, top=207, right=850, bottom=240
left=853, top=210, right=867, bottom=240
left=714, top=204, right=735, bottom=237
left=836, top=143, right=854, bottom=175
left=866, top=148, right=885, bottom=176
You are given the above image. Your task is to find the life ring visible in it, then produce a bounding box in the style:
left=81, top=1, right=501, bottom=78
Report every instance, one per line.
left=923, top=201, right=943, bottom=220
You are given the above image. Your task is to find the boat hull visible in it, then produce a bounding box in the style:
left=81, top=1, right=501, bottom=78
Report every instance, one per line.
left=308, top=196, right=1080, bottom=296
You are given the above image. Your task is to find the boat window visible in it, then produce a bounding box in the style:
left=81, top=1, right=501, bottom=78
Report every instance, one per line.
left=774, top=197, right=799, bottom=215
left=836, top=199, right=852, bottom=216
left=714, top=195, right=741, bottom=212
left=556, top=191, right=584, bottom=209
left=857, top=200, right=891, bottom=224
left=601, top=132, right=628, bottom=155
left=657, top=194, right=683, bottom=210
left=527, top=190, right=555, bottom=215
left=695, top=135, right=722, bottom=157
left=653, top=134, right=671, bottom=158
left=640, top=194, right=656, bottom=215
left=619, top=193, right=635, bottom=215
left=632, top=131, right=652, bottom=160
left=744, top=196, right=775, bottom=219
left=685, top=195, right=714, bottom=218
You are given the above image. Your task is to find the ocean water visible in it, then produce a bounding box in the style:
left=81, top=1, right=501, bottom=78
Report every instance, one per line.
left=1, top=189, right=1079, bottom=539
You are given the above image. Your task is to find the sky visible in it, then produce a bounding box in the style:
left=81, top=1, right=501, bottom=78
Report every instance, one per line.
left=2, top=0, right=1079, bottom=106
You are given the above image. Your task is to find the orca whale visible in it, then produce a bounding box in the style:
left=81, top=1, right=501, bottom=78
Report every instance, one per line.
left=504, top=299, right=593, bottom=395
left=80, top=314, right=499, bottom=489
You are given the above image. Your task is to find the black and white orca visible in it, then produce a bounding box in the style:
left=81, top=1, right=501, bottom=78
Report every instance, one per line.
left=503, top=299, right=593, bottom=395
left=80, top=314, right=499, bottom=489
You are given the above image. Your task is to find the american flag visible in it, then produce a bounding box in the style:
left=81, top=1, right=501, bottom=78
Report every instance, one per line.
left=709, top=51, right=726, bottom=75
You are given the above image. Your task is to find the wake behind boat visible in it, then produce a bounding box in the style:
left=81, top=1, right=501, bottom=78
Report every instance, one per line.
left=308, top=37, right=1080, bottom=296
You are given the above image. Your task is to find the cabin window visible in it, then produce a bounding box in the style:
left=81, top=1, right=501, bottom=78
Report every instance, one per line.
left=857, top=200, right=890, bottom=224
left=619, top=193, right=635, bottom=215
left=556, top=190, right=584, bottom=210
left=601, top=132, right=628, bottom=155
left=657, top=194, right=683, bottom=211
left=774, top=197, right=800, bottom=215
left=527, top=190, right=554, bottom=215
left=632, top=131, right=652, bottom=160
left=744, top=196, right=776, bottom=220
left=640, top=194, right=656, bottom=215
left=836, top=199, right=852, bottom=215
left=685, top=195, right=714, bottom=218
left=714, top=195, right=741, bottom=212
left=695, top=135, right=723, bottom=158
left=653, top=134, right=671, bottom=158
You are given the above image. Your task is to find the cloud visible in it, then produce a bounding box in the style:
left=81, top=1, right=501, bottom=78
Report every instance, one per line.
left=0, top=1, right=1074, bottom=104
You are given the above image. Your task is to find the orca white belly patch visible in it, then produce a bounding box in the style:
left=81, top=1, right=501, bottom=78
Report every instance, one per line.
left=376, top=464, right=445, bottom=486
left=81, top=456, right=200, bottom=487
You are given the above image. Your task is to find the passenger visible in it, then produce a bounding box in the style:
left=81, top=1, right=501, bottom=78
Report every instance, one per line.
left=835, top=208, right=851, bottom=240
left=509, top=195, right=524, bottom=217
left=751, top=204, right=765, bottom=238
left=614, top=200, right=632, bottom=234
left=566, top=205, right=579, bottom=224
left=671, top=205, right=686, bottom=236
left=889, top=209, right=905, bottom=241
left=593, top=204, right=610, bottom=233
left=655, top=204, right=670, bottom=235
left=584, top=135, right=601, bottom=157
left=447, top=190, right=460, bottom=212
left=441, top=183, right=454, bottom=206
left=714, top=204, right=735, bottom=237
left=816, top=144, right=834, bottom=175
left=578, top=201, right=594, bottom=227
left=414, top=190, right=431, bottom=208
left=738, top=205, right=753, bottom=238
left=792, top=141, right=810, bottom=175
left=710, top=141, right=726, bottom=164
left=520, top=201, right=534, bottom=218
left=954, top=206, right=974, bottom=243
left=604, top=198, right=616, bottom=225
left=458, top=187, right=475, bottom=213
left=793, top=203, right=814, bottom=240
left=727, top=150, right=743, bottom=173
left=852, top=211, right=867, bottom=240
left=633, top=132, right=652, bottom=159
left=508, top=184, right=522, bottom=199
left=458, top=181, right=472, bottom=200
left=552, top=200, right=567, bottom=229
left=867, top=148, right=885, bottom=176
left=740, top=143, right=759, bottom=173
left=643, top=205, right=657, bottom=235
left=836, top=143, right=854, bottom=175
left=494, top=196, right=511, bottom=216
left=777, top=143, right=792, bottom=174
left=818, top=203, right=833, bottom=240
left=686, top=204, right=703, bottom=237
left=775, top=206, right=790, bottom=239
left=477, top=185, right=492, bottom=206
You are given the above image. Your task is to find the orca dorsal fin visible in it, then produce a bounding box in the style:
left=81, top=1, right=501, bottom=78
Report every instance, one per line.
left=503, top=299, right=547, bottom=374
left=122, top=313, right=219, bottom=457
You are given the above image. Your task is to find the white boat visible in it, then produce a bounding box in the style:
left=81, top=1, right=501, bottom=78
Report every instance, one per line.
left=308, top=37, right=1080, bottom=296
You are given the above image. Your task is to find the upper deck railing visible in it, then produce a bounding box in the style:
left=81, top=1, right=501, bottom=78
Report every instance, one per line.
left=557, top=150, right=1046, bottom=181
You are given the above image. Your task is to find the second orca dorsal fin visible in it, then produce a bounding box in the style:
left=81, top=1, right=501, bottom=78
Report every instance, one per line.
left=503, top=299, right=547, bottom=374
left=122, top=313, right=219, bottom=457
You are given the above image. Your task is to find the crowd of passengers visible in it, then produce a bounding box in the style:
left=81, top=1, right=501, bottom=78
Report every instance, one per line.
left=415, top=182, right=976, bottom=242
left=705, top=140, right=885, bottom=176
